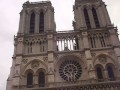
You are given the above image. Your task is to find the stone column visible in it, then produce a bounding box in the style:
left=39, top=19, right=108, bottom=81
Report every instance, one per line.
left=47, top=33, right=55, bottom=87
left=16, top=37, right=24, bottom=55
left=109, top=29, right=120, bottom=77
left=97, top=6, right=106, bottom=27
left=87, top=7, right=96, bottom=28
left=74, top=6, right=86, bottom=30
left=82, top=32, right=96, bottom=79
left=101, top=3, right=111, bottom=26
left=12, top=56, right=22, bottom=87
left=77, top=34, right=84, bottom=50
left=104, top=69, right=108, bottom=79
left=25, top=13, right=30, bottom=34
left=45, top=7, right=55, bottom=31
left=35, top=12, right=39, bottom=33
left=18, top=10, right=26, bottom=34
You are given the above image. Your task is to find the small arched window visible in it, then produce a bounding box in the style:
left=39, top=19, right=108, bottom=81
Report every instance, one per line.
left=27, top=72, right=33, bottom=88
left=92, top=7, right=100, bottom=28
left=107, top=66, right=115, bottom=81
left=84, top=8, right=91, bottom=29
left=30, top=12, right=35, bottom=33
left=39, top=11, right=44, bottom=32
left=38, top=71, right=45, bottom=87
left=96, top=67, right=104, bottom=81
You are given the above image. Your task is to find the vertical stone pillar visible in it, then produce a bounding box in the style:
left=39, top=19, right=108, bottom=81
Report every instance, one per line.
left=25, top=13, right=30, bottom=34
left=45, top=7, right=55, bottom=31
left=35, top=12, right=39, bottom=33
left=101, top=3, right=111, bottom=26
left=109, top=29, right=120, bottom=77
left=82, top=32, right=96, bottom=79
left=12, top=56, right=22, bottom=87
left=77, top=35, right=84, bottom=50
left=47, top=34, right=55, bottom=87
left=104, top=69, right=108, bottom=79
left=18, top=10, right=26, bottom=34
left=74, top=6, right=86, bottom=30
left=87, top=7, right=96, bottom=28
left=16, top=37, right=24, bottom=55
left=97, top=6, right=106, bottom=27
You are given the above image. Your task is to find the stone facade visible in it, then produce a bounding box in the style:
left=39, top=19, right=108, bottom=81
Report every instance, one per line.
left=6, top=0, right=120, bottom=90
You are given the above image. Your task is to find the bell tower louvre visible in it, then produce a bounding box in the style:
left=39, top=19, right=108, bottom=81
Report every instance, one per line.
left=6, top=0, right=120, bottom=90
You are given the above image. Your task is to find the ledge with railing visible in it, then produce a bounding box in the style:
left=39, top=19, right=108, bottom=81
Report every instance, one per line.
left=19, top=77, right=120, bottom=90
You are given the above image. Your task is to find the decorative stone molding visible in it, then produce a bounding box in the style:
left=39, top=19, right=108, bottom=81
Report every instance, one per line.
left=31, top=61, right=40, bottom=69
left=91, top=53, right=96, bottom=57
left=43, top=56, right=48, bottom=62
left=99, top=57, right=107, bottom=64
left=22, top=59, right=28, bottom=64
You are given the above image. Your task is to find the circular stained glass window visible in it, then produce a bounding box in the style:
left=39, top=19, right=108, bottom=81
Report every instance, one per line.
left=59, top=60, right=82, bottom=81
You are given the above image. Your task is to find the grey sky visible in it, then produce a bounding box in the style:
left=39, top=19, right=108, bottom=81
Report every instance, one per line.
left=0, top=0, right=120, bottom=90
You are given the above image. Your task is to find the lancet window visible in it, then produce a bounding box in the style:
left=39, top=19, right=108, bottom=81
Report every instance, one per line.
left=39, top=11, right=44, bottom=32
left=92, top=7, right=100, bottom=28
left=30, top=12, right=35, bottom=33
left=107, top=65, right=115, bottom=81
left=38, top=71, right=45, bottom=87
left=27, top=72, right=33, bottom=88
left=84, top=8, right=91, bottom=29
left=96, top=66, right=104, bottom=82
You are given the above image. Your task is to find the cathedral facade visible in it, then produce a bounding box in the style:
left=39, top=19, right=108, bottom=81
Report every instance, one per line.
left=7, top=0, right=120, bottom=90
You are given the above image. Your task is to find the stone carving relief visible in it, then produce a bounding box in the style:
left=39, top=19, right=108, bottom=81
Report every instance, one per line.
left=48, top=67, right=54, bottom=74
left=22, top=59, right=28, bottom=64
left=91, top=53, right=96, bottom=57
left=43, top=56, right=48, bottom=62
left=31, top=61, right=40, bottom=69
left=108, top=51, right=114, bottom=56
left=99, top=57, right=107, bottom=64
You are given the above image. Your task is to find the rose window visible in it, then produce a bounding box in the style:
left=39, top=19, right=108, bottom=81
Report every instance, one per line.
left=59, top=60, right=82, bottom=81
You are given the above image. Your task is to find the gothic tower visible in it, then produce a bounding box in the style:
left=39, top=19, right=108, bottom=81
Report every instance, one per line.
left=7, top=0, right=120, bottom=90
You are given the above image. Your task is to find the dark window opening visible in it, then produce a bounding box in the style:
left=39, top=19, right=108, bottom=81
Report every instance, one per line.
left=92, top=8, right=100, bottom=28
left=107, top=66, right=115, bottom=81
left=39, top=11, right=44, bottom=32
left=96, top=67, right=103, bottom=82
left=84, top=8, right=91, bottom=29
left=75, top=37, right=79, bottom=50
left=30, top=12, right=35, bottom=34
left=38, top=71, right=45, bottom=87
left=27, top=72, right=33, bottom=88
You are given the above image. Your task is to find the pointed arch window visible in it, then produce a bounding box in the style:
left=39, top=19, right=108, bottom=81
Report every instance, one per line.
left=39, top=11, right=44, bottom=32
left=107, top=66, right=115, bottom=81
left=84, top=8, right=91, bottom=29
left=27, top=72, right=33, bottom=88
left=92, top=7, right=100, bottom=28
left=38, top=71, right=45, bottom=87
left=30, top=12, right=35, bottom=33
left=96, top=67, right=104, bottom=82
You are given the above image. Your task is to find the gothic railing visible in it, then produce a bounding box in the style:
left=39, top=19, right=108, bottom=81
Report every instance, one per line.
left=55, top=30, right=112, bottom=52
left=56, top=31, right=80, bottom=52
left=25, top=81, right=120, bottom=90
left=88, top=30, right=111, bottom=49
left=20, top=78, right=120, bottom=90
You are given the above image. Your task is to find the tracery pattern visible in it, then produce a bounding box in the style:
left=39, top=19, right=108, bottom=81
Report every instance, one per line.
left=24, top=36, right=47, bottom=54
left=59, top=60, right=82, bottom=81
left=56, top=33, right=79, bottom=51
left=88, top=32, right=111, bottom=48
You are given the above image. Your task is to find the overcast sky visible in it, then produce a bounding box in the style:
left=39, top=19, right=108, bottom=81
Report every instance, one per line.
left=0, top=0, right=120, bottom=90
